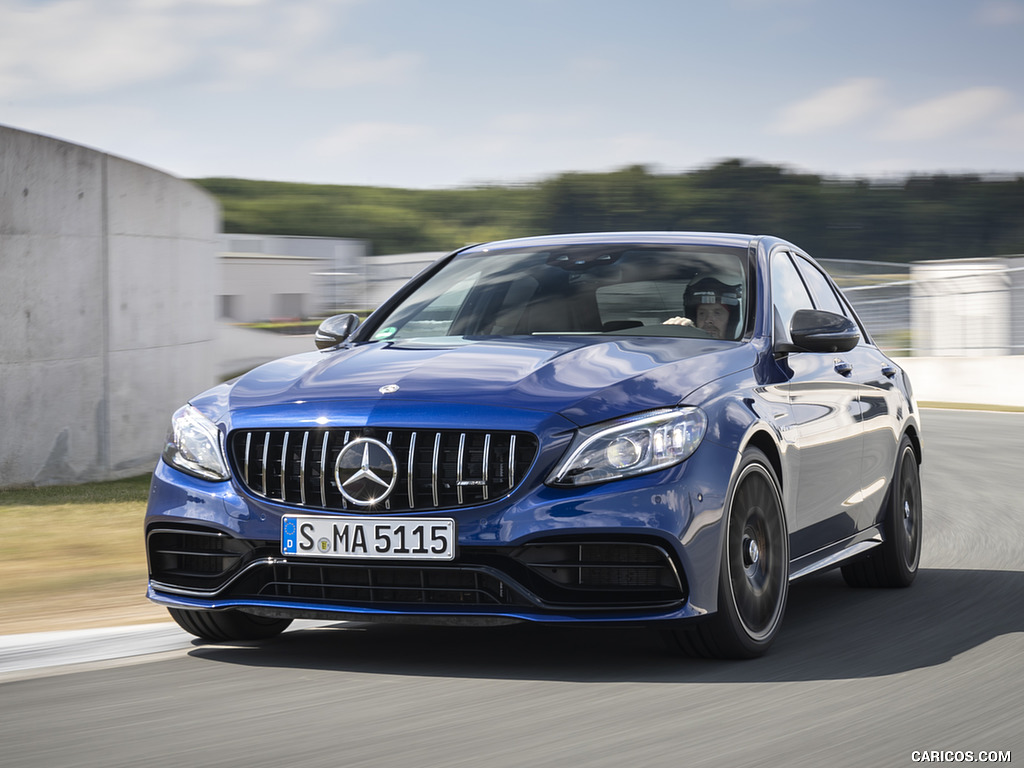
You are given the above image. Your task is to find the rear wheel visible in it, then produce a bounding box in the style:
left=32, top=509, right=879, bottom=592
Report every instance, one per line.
left=842, top=435, right=921, bottom=588
left=168, top=608, right=292, bottom=642
left=670, top=448, right=789, bottom=659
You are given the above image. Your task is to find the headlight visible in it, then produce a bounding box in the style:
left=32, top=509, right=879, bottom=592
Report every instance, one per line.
left=162, top=404, right=230, bottom=481
left=548, top=408, right=707, bottom=487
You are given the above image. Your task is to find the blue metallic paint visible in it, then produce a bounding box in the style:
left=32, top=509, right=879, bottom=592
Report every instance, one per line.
left=146, top=232, right=920, bottom=642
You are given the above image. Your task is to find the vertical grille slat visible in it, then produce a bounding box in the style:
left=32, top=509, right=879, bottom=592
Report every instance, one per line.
left=456, top=433, right=466, bottom=505
left=482, top=433, right=491, bottom=501
left=229, top=428, right=538, bottom=514
left=407, top=431, right=417, bottom=509
left=299, top=431, right=309, bottom=506
left=431, top=432, right=442, bottom=508
left=385, top=432, right=394, bottom=511
left=340, top=431, right=351, bottom=511
left=266, top=434, right=274, bottom=499
left=319, top=432, right=329, bottom=508
left=279, top=432, right=290, bottom=502
left=243, top=432, right=252, bottom=487
left=508, top=434, right=517, bottom=490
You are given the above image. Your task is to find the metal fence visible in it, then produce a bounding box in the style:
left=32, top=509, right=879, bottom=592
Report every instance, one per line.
left=822, top=259, right=913, bottom=355
left=823, top=257, right=1024, bottom=357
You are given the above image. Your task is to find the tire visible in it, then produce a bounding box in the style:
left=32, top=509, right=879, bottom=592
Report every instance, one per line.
left=168, top=607, right=293, bottom=642
left=842, top=435, right=921, bottom=588
left=670, top=448, right=789, bottom=659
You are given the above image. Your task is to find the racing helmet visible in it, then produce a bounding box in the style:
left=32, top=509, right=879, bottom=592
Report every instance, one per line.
left=683, top=275, right=744, bottom=339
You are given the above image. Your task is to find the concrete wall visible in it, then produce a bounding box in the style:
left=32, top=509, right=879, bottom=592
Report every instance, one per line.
left=0, top=125, right=219, bottom=487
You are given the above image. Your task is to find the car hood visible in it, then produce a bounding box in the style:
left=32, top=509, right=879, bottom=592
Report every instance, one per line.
left=221, top=336, right=756, bottom=426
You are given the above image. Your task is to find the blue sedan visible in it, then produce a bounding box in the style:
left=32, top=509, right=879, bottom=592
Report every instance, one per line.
left=147, top=232, right=922, bottom=658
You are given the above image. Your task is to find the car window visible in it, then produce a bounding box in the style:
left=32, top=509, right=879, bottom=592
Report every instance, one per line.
left=770, top=251, right=814, bottom=346
left=372, top=245, right=750, bottom=341
left=372, top=268, right=484, bottom=340
left=792, top=255, right=871, bottom=343
left=595, top=279, right=692, bottom=329
left=793, top=256, right=846, bottom=317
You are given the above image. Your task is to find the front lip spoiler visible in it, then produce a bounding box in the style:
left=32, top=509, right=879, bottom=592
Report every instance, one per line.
left=147, top=584, right=699, bottom=626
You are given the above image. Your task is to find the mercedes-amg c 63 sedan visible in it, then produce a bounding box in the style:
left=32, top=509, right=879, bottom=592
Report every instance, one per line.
left=147, top=232, right=922, bottom=658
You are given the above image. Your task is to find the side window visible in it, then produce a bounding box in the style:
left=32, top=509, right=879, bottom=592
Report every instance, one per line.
left=793, top=257, right=846, bottom=316
left=393, top=274, right=478, bottom=338
left=793, top=256, right=870, bottom=342
left=770, top=251, right=814, bottom=345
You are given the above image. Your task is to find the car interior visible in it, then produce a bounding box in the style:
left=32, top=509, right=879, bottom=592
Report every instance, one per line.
left=377, top=245, right=750, bottom=341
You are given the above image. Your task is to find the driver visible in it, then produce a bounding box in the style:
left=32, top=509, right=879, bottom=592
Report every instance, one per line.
left=663, top=276, right=742, bottom=339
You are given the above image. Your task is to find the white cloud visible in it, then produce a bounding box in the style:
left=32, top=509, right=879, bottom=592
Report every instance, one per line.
left=0, top=0, right=192, bottom=97
left=770, top=78, right=884, bottom=135
left=0, top=0, right=386, bottom=98
left=311, top=122, right=427, bottom=158
left=296, top=50, right=421, bottom=89
left=876, top=87, right=1011, bottom=141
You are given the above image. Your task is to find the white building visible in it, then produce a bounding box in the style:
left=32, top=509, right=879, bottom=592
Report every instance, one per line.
left=217, top=235, right=446, bottom=321
left=218, top=234, right=369, bottom=321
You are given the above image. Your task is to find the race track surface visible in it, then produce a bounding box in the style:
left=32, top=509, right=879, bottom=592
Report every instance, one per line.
left=2, top=409, right=1021, bottom=768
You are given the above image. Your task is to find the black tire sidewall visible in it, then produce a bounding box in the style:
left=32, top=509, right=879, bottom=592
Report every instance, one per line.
left=887, top=436, right=922, bottom=584
left=715, top=448, right=790, bottom=657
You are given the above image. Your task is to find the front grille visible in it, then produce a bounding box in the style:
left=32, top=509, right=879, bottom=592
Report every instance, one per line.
left=228, top=428, right=538, bottom=513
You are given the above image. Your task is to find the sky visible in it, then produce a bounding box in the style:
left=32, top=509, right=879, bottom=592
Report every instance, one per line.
left=2, top=0, right=1024, bottom=189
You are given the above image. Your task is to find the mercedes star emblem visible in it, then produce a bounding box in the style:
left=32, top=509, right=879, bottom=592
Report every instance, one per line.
left=334, top=438, right=399, bottom=506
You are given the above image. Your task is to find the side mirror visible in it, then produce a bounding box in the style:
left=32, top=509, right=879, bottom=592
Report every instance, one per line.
left=314, top=313, right=361, bottom=349
left=781, top=309, right=860, bottom=354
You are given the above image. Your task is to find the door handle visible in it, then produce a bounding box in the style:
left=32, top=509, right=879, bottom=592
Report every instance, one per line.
left=882, top=365, right=897, bottom=379
left=834, top=359, right=853, bottom=376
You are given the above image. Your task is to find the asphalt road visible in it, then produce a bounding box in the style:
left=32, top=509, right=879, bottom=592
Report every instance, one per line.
left=2, top=409, right=1021, bottom=768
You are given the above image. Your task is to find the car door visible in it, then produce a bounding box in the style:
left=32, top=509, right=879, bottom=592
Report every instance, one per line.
left=791, top=256, right=903, bottom=535
left=770, top=249, right=867, bottom=558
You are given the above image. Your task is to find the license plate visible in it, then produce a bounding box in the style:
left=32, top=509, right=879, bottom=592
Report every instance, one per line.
left=281, top=515, right=455, bottom=561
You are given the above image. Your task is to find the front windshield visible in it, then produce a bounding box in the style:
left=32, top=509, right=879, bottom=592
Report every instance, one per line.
left=368, top=243, right=750, bottom=342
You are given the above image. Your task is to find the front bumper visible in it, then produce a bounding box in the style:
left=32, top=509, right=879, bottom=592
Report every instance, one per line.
left=145, top=436, right=737, bottom=625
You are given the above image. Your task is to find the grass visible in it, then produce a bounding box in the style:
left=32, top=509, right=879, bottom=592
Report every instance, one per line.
left=919, top=401, right=1024, bottom=413
left=242, top=320, right=322, bottom=334
left=0, top=475, right=169, bottom=635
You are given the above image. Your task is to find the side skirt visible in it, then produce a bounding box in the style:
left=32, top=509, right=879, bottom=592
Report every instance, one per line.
left=789, top=526, right=884, bottom=581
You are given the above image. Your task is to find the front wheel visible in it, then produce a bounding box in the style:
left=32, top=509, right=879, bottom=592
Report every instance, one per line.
left=670, top=448, right=789, bottom=659
left=168, top=608, right=292, bottom=642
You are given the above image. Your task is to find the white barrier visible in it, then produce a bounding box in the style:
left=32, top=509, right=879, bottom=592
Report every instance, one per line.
left=897, top=356, right=1024, bottom=408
